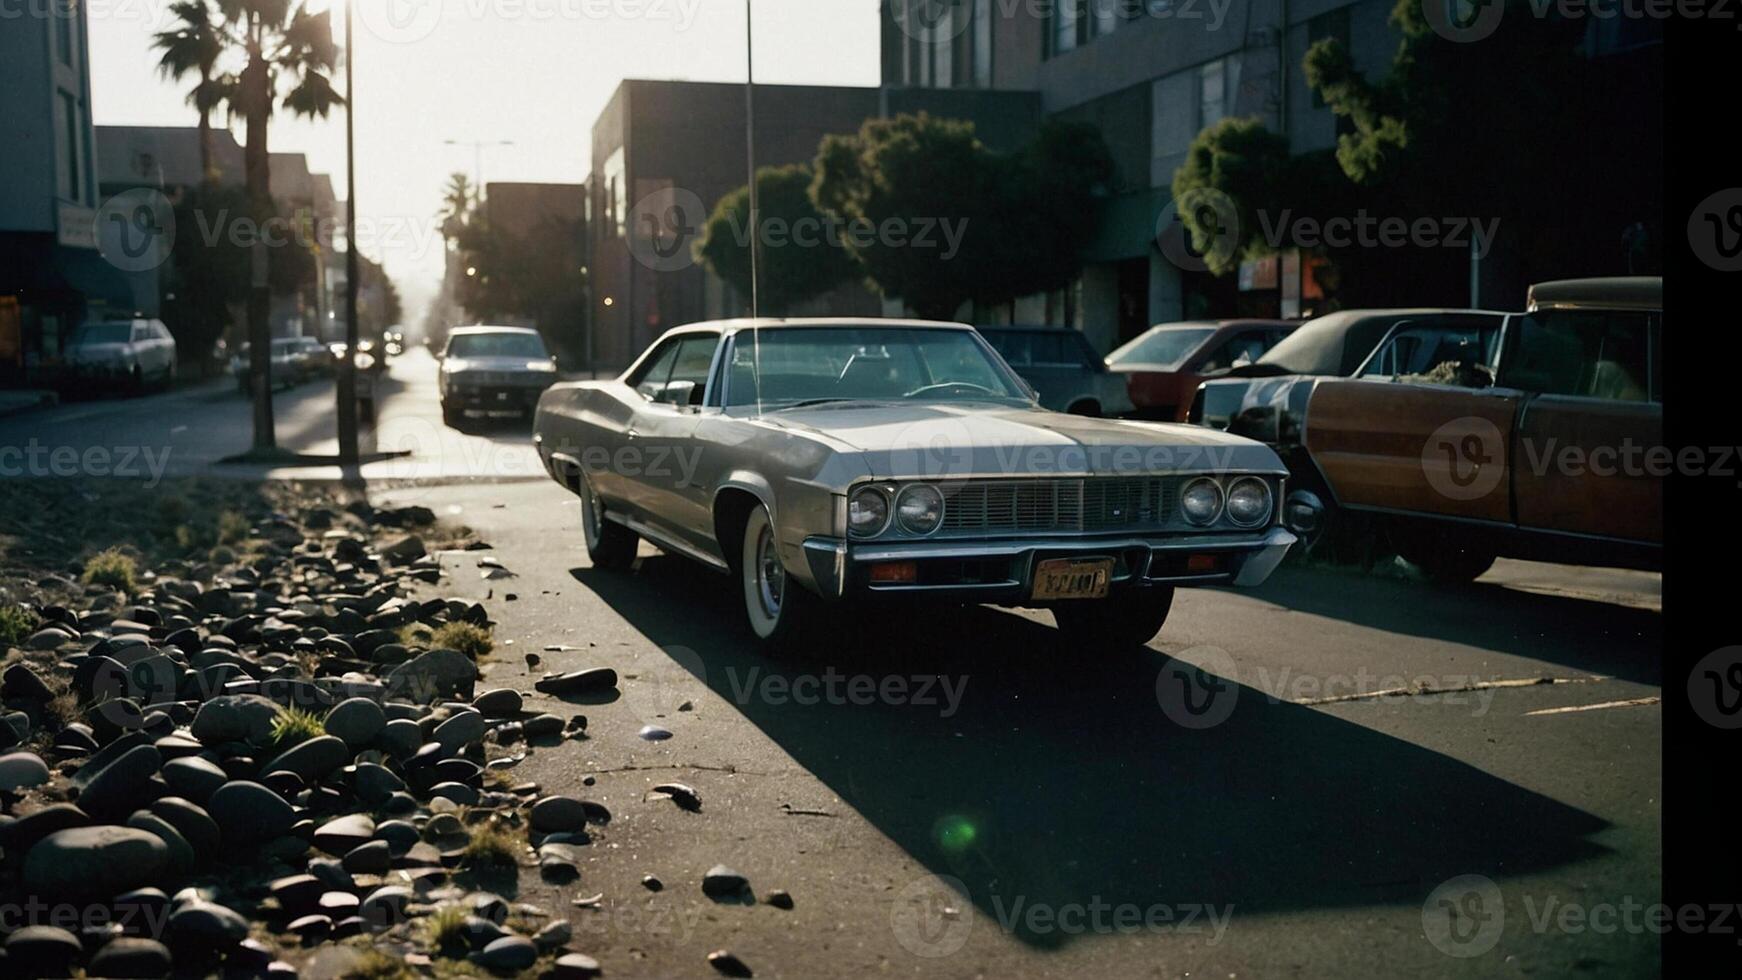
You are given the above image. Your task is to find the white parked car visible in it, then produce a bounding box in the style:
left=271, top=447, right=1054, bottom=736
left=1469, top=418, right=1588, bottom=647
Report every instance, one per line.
left=64, top=318, right=177, bottom=391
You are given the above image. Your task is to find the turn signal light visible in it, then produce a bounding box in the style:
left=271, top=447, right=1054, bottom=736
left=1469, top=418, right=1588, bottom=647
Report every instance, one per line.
left=868, top=561, right=918, bottom=583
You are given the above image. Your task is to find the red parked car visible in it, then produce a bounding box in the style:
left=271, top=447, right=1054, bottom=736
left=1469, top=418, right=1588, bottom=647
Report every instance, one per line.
left=1105, top=319, right=1298, bottom=421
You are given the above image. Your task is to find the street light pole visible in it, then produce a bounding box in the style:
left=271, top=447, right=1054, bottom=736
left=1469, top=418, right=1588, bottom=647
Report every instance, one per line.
left=444, top=139, right=515, bottom=205
left=337, top=0, right=360, bottom=465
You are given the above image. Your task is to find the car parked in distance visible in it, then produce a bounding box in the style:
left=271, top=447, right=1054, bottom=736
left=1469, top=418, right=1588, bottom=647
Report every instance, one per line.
left=230, top=339, right=307, bottom=393
left=533, top=318, right=1297, bottom=649
left=1298, top=278, right=1662, bottom=581
left=290, top=336, right=335, bottom=379
left=63, top=318, right=177, bottom=392
left=976, top=325, right=1134, bottom=417
left=439, top=326, right=559, bottom=425
left=1107, top=319, right=1297, bottom=421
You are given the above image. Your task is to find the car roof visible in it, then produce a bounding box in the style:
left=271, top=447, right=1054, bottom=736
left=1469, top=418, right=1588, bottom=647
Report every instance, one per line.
left=1528, top=276, right=1661, bottom=312
left=666, top=317, right=975, bottom=339
left=449, top=325, right=541, bottom=336
left=976, top=324, right=1092, bottom=335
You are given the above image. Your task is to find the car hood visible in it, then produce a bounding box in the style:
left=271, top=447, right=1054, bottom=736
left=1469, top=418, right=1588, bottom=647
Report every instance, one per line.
left=66, top=343, right=129, bottom=361
left=759, top=402, right=1284, bottom=480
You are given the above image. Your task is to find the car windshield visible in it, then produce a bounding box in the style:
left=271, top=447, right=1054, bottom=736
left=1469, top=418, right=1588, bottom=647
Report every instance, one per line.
left=448, top=332, right=548, bottom=359
left=1106, top=326, right=1215, bottom=368
left=725, top=326, right=1026, bottom=408
left=71, top=322, right=132, bottom=346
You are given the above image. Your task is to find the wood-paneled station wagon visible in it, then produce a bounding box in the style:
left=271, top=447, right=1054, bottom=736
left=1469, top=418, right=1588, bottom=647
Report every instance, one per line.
left=533, top=319, right=1297, bottom=648
left=1296, top=277, right=1662, bottom=582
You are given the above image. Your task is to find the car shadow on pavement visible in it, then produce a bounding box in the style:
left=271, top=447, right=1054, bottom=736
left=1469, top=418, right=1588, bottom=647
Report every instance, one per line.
left=1244, top=565, right=1661, bottom=686
left=571, top=558, right=1613, bottom=951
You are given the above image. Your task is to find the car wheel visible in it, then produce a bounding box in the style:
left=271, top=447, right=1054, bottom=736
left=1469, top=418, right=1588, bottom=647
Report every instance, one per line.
left=740, top=504, right=819, bottom=646
left=1051, top=587, right=1175, bottom=650
left=578, top=470, right=639, bottom=570
left=128, top=365, right=143, bottom=395
left=1390, top=524, right=1496, bottom=585
left=1067, top=399, right=1102, bottom=417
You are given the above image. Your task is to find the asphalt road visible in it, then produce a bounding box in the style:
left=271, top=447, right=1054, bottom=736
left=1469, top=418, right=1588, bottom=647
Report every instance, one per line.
left=373, top=478, right=1663, bottom=979
left=2, top=350, right=1664, bottom=976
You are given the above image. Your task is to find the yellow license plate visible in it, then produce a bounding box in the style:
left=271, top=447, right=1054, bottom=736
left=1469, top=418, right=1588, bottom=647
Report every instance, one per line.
left=1031, top=557, right=1113, bottom=600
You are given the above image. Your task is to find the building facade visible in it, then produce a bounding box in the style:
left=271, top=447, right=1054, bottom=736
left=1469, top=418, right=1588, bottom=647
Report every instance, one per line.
left=0, top=0, right=132, bottom=384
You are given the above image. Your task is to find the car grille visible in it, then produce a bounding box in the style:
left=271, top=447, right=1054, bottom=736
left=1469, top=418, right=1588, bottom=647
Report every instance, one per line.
left=459, top=371, right=543, bottom=386
left=936, top=478, right=1178, bottom=536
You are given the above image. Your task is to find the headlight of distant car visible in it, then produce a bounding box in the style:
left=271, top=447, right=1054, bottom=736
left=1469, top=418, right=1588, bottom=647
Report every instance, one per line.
left=848, top=487, right=890, bottom=538
left=1180, top=477, right=1224, bottom=526
left=895, top=484, right=944, bottom=535
left=526, top=360, right=556, bottom=372
left=1225, top=477, right=1273, bottom=527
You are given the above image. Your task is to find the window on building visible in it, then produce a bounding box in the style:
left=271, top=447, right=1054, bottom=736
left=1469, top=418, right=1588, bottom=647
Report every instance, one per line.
left=55, top=91, right=81, bottom=203
left=602, top=148, right=626, bottom=238
left=1090, top=0, right=1120, bottom=37
left=1199, top=59, right=1227, bottom=128
left=1308, top=9, right=1351, bottom=108
left=973, top=0, right=993, bottom=87
left=1049, top=0, right=1082, bottom=58
left=56, top=0, right=76, bottom=66
left=931, top=11, right=953, bottom=88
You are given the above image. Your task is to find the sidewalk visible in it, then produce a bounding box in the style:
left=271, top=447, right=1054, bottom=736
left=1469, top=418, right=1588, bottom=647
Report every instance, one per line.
left=0, top=389, right=57, bottom=418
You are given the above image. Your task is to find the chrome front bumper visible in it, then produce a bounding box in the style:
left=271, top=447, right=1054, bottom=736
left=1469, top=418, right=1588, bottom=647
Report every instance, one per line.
left=801, top=526, right=1296, bottom=602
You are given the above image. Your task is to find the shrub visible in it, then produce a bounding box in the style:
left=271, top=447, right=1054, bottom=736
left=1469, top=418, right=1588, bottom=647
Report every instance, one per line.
left=218, top=510, right=250, bottom=545
left=0, top=605, right=37, bottom=648
left=431, top=621, right=493, bottom=660
left=423, top=904, right=469, bottom=955
left=82, top=549, right=138, bottom=593
left=461, top=818, right=522, bottom=868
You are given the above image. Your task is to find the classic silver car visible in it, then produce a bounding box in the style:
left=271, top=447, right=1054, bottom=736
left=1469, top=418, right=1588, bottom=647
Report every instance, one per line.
left=440, top=326, right=560, bottom=425
left=533, top=319, right=1297, bottom=648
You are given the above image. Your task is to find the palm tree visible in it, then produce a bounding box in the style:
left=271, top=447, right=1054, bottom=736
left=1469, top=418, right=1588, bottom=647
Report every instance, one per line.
left=440, top=172, right=474, bottom=242
left=216, top=0, right=345, bottom=451
left=152, top=1, right=228, bottom=183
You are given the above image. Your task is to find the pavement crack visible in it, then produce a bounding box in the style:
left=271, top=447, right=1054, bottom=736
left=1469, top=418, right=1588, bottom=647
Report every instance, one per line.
left=780, top=803, right=838, bottom=817
left=581, top=763, right=773, bottom=776
left=1525, top=696, right=1661, bottom=716
left=1292, top=674, right=1609, bottom=706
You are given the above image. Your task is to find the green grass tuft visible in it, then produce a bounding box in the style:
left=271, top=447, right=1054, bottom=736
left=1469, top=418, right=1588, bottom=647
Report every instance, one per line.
left=423, top=903, right=470, bottom=955
left=267, top=705, right=326, bottom=750
left=461, top=818, right=522, bottom=868
left=218, top=510, right=250, bottom=545
left=0, top=605, right=37, bottom=648
left=81, top=548, right=138, bottom=594
left=338, top=948, right=416, bottom=980
left=431, top=621, right=493, bottom=660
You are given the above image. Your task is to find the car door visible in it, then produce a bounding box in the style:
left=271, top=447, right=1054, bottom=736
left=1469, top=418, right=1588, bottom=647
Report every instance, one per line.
left=1502, top=308, right=1662, bottom=544
left=630, top=332, right=721, bottom=548
left=152, top=321, right=176, bottom=378
left=593, top=339, right=681, bottom=507
left=1024, top=332, right=1089, bottom=411
left=1305, top=318, right=1520, bottom=524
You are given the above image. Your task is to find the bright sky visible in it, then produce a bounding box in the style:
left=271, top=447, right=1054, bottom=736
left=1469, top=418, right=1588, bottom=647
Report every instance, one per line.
left=88, top=0, right=882, bottom=322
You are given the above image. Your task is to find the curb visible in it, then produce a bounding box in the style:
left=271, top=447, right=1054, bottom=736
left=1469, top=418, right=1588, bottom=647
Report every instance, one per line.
left=0, top=390, right=59, bottom=418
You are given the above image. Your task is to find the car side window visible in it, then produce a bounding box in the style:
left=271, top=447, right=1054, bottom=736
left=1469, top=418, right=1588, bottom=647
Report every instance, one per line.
left=627, top=341, right=681, bottom=400
left=988, top=332, right=1030, bottom=367
left=1501, top=310, right=1653, bottom=402
left=1362, top=320, right=1502, bottom=388
left=664, top=334, right=720, bottom=405
left=1199, top=332, right=1269, bottom=373
left=131, top=323, right=149, bottom=344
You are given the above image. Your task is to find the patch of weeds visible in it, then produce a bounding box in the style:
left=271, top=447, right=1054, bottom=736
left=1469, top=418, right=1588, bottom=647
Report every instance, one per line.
left=82, top=548, right=138, bottom=594
left=431, top=621, right=493, bottom=661
left=461, top=817, right=523, bottom=869
left=423, top=903, right=469, bottom=957
left=218, top=510, right=250, bottom=546
left=396, top=622, right=435, bottom=649
left=480, top=767, right=516, bottom=791
left=338, top=948, right=416, bottom=980
left=267, top=705, right=325, bottom=750
left=0, top=605, right=37, bottom=648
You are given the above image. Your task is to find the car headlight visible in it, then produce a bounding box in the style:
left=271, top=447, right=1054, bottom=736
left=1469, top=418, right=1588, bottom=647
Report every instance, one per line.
left=1225, top=477, right=1273, bottom=527
left=848, top=487, right=891, bottom=538
left=1180, top=477, right=1224, bottom=526
left=895, top=484, right=944, bottom=535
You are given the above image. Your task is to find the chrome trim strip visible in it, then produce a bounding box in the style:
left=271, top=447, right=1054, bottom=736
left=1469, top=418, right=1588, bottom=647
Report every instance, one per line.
left=848, top=531, right=1278, bottom=563
left=623, top=516, right=730, bottom=573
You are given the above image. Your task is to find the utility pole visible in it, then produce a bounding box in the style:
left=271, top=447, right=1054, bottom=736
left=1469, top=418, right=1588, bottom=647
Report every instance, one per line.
left=337, top=0, right=359, bottom=464
left=444, top=139, right=515, bottom=206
